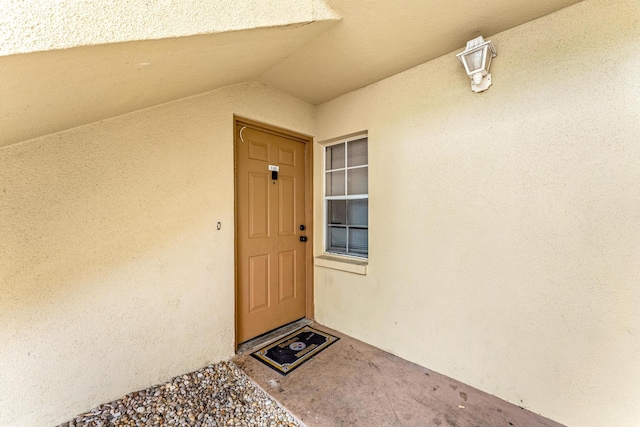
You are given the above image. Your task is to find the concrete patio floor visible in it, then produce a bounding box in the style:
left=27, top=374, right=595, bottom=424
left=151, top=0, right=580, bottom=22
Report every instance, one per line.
left=233, top=323, right=564, bottom=427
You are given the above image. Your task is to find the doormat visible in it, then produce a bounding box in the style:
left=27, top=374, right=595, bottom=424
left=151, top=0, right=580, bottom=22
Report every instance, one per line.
left=251, top=326, right=339, bottom=375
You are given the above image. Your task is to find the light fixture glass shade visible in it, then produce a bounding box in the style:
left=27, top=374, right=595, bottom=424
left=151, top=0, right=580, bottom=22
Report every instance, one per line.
left=456, top=36, right=497, bottom=93
left=465, top=47, right=485, bottom=74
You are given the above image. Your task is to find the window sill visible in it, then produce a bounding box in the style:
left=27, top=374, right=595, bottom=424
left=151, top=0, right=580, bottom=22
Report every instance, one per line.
left=314, top=254, right=367, bottom=275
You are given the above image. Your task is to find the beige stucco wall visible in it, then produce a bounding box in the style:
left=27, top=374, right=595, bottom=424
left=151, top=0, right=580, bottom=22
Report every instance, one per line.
left=0, top=82, right=315, bottom=427
left=313, top=1, right=640, bottom=426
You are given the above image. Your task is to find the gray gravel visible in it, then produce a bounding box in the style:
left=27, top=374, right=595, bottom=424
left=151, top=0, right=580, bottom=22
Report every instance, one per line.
left=58, top=361, right=302, bottom=427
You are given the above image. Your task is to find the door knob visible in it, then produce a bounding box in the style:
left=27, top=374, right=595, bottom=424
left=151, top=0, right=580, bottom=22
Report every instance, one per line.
left=300, top=236, right=308, bottom=242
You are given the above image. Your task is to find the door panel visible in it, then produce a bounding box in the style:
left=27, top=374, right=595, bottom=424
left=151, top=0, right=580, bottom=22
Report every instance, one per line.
left=278, top=146, right=296, bottom=165
left=249, top=254, right=270, bottom=312
left=278, top=250, right=296, bottom=302
left=248, top=172, right=270, bottom=238
left=236, top=122, right=307, bottom=343
left=278, top=176, right=296, bottom=236
left=248, top=140, right=269, bottom=161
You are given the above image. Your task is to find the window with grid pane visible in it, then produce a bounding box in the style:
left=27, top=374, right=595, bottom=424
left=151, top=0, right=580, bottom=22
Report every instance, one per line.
left=325, top=137, right=368, bottom=257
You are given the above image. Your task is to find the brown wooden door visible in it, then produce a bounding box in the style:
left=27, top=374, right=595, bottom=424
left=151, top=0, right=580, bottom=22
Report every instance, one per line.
left=235, top=121, right=308, bottom=344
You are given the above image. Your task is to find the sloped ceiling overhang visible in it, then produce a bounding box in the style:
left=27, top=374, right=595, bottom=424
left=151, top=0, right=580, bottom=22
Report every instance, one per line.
left=1, top=0, right=584, bottom=146
left=258, top=0, right=585, bottom=104
left=0, top=0, right=340, bottom=56
left=0, top=21, right=339, bottom=147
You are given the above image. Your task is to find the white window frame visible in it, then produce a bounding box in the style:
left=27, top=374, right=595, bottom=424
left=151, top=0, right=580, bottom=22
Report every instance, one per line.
left=323, top=134, right=368, bottom=259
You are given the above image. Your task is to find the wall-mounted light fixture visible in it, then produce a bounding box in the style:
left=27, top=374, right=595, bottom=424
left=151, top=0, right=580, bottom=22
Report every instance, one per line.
left=456, top=36, right=497, bottom=93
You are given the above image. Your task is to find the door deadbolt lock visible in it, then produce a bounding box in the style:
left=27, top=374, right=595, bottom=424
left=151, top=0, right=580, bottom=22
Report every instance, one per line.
left=299, top=225, right=305, bottom=231
left=299, top=236, right=308, bottom=242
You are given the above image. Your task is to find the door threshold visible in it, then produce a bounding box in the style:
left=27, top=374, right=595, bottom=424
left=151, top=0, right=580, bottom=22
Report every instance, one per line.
left=237, top=318, right=312, bottom=355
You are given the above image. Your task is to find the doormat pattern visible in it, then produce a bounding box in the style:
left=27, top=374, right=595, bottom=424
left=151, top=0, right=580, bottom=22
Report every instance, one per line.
left=251, top=326, right=339, bottom=375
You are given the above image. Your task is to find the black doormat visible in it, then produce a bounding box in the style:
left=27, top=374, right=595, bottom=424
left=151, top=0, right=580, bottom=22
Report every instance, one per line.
left=251, top=326, right=339, bottom=375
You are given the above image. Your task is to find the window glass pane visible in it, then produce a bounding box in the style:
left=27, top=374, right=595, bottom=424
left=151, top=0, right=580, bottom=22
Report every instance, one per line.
left=327, top=226, right=347, bottom=252
left=324, top=135, right=368, bottom=258
left=348, top=228, right=368, bottom=254
left=347, top=138, right=368, bottom=167
left=326, top=170, right=345, bottom=196
left=347, top=167, right=368, bottom=195
left=328, top=200, right=347, bottom=225
left=347, top=199, right=368, bottom=226
left=325, top=143, right=345, bottom=170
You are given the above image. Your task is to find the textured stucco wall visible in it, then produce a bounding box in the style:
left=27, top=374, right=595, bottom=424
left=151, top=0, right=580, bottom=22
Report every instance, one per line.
left=314, top=1, right=640, bottom=426
left=0, top=82, right=316, bottom=427
left=0, top=0, right=339, bottom=56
